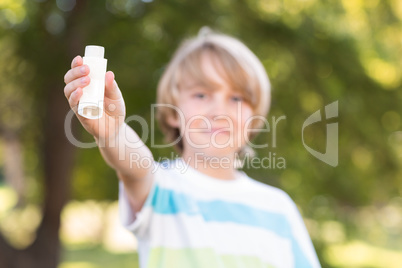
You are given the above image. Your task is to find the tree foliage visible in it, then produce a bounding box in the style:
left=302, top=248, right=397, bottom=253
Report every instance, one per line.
left=0, top=0, right=401, bottom=266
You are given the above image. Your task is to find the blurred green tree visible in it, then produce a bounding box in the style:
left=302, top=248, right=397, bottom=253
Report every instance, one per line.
left=0, top=0, right=400, bottom=267
left=0, top=1, right=89, bottom=267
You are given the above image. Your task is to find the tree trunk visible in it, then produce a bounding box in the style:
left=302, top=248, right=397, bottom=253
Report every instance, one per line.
left=0, top=1, right=86, bottom=267
left=2, top=134, right=26, bottom=206
left=0, top=84, right=75, bottom=268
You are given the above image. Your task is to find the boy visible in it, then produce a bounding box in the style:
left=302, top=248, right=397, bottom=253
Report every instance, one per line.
left=63, top=27, right=321, bottom=268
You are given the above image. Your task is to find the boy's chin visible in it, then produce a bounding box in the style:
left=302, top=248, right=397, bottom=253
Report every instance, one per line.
left=183, top=136, right=243, bottom=158
left=190, top=147, right=240, bottom=159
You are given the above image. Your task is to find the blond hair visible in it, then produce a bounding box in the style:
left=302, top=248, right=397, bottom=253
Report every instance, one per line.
left=156, top=27, right=271, bottom=154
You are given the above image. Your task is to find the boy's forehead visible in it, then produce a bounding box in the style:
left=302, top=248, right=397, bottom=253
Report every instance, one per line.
left=179, top=78, right=227, bottom=92
left=179, top=74, right=210, bottom=90
left=179, top=75, right=199, bottom=88
left=178, top=68, right=230, bottom=91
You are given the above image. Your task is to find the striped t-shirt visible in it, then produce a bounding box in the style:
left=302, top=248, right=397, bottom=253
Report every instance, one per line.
left=119, top=158, right=321, bottom=268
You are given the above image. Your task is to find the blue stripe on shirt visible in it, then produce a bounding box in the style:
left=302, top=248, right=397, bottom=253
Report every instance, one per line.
left=145, top=184, right=313, bottom=267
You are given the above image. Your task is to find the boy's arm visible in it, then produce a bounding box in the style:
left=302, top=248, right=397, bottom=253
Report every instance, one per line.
left=64, top=55, right=154, bottom=214
left=95, top=122, right=155, bottom=213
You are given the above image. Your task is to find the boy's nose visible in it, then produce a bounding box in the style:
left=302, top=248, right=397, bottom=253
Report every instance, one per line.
left=208, top=96, right=229, bottom=118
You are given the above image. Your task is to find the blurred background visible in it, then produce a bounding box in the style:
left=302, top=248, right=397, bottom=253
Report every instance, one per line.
left=0, top=0, right=401, bottom=267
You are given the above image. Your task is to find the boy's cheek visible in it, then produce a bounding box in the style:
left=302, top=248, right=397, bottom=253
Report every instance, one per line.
left=241, top=107, right=254, bottom=120
left=186, top=118, right=206, bottom=130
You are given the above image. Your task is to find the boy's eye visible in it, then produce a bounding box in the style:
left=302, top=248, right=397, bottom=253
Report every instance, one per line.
left=194, top=93, right=206, bottom=99
left=231, top=96, right=243, bottom=102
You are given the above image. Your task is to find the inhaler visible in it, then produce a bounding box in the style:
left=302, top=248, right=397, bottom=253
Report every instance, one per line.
left=78, top=45, right=107, bottom=119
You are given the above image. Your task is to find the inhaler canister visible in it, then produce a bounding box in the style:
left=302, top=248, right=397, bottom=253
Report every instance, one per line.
left=78, top=45, right=107, bottom=119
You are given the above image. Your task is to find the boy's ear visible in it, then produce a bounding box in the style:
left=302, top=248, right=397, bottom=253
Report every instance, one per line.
left=166, top=114, right=180, bottom=128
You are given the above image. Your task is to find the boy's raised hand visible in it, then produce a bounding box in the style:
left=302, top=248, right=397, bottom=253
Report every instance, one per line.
left=64, top=55, right=126, bottom=140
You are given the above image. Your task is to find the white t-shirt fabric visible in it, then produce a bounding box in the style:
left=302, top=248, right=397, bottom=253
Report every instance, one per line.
left=119, top=158, right=321, bottom=268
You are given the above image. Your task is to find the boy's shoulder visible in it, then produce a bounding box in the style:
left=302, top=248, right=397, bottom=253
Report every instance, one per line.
left=245, top=174, right=288, bottom=194
left=157, top=158, right=296, bottom=208
left=240, top=172, right=296, bottom=205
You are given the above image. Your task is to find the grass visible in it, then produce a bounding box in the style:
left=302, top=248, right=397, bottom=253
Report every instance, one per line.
left=60, top=245, right=139, bottom=268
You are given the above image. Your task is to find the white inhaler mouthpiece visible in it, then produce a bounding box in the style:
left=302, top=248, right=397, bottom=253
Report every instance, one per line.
left=77, top=45, right=107, bottom=119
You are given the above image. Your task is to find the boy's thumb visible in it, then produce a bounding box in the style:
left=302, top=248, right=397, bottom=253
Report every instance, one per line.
left=105, top=71, right=122, bottom=100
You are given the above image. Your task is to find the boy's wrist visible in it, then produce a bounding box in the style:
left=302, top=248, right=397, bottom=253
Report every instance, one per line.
left=94, top=122, right=126, bottom=147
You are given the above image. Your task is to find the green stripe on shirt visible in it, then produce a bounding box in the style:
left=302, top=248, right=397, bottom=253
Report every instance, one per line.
left=147, top=247, right=276, bottom=268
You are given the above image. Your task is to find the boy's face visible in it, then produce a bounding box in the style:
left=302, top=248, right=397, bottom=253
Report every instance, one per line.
left=168, top=53, right=254, bottom=158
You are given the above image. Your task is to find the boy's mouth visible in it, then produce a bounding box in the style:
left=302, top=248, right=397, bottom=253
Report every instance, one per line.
left=209, top=128, right=231, bottom=134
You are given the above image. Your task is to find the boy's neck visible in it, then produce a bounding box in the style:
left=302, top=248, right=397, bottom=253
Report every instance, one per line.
left=181, top=151, right=239, bottom=181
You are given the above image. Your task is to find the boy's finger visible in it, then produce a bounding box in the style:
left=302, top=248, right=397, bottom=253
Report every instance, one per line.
left=68, top=88, right=83, bottom=113
left=104, top=71, right=122, bottom=100
left=64, top=65, right=89, bottom=85
left=64, top=76, right=90, bottom=99
left=71, top=55, right=83, bottom=69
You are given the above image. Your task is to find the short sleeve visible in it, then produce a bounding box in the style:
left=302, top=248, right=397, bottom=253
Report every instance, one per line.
left=118, top=163, right=163, bottom=239
left=283, top=194, right=321, bottom=268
